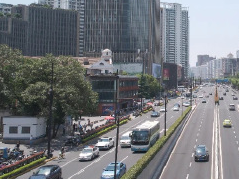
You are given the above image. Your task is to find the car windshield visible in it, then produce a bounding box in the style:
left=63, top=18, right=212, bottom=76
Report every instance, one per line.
left=105, top=164, right=119, bottom=171
left=196, top=147, right=206, bottom=155
left=121, top=136, right=130, bottom=140
left=131, top=131, right=149, bottom=142
left=82, top=148, right=93, bottom=153
left=99, top=138, right=109, bottom=142
left=36, top=167, right=51, bottom=176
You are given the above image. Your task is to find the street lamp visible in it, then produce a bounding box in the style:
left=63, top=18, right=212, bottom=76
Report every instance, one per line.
left=47, top=62, right=53, bottom=159
left=114, top=72, right=119, bottom=179
left=164, top=91, right=167, bottom=136
left=181, top=96, right=183, bottom=116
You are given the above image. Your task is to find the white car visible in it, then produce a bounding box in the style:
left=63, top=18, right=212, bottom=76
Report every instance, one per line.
left=173, top=105, right=179, bottom=111
left=160, top=107, right=167, bottom=112
left=198, top=95, right=203, bottom=98
left=183, top=102, right=190, bottom=107
left=95, top=137, right=114, bottom=150
left=120, top=131, right=132, bottom=148
left=79, top=146, right=99, bottom=161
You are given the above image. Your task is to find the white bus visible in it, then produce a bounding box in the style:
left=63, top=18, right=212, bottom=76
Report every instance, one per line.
left=131, top=121, right=160, bottom=152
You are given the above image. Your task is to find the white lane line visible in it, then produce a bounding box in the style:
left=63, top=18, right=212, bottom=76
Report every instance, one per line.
left=121, top=156, right=128, bottom=162
left=61, top=157, right=78, bottom=168
left=189, top=162, right=192, bottom=167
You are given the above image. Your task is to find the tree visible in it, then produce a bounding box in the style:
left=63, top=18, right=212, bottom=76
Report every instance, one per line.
left=19, top=54, right=98, bottom=137
left=0, top=45, right=24, bottom=110
left=138, top=74, right=161, bottom=99
left=0, top=45, right=98, bottom=138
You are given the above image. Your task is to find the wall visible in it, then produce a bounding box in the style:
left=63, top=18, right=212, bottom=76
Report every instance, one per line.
left=2, top=116, right=46, bottom=144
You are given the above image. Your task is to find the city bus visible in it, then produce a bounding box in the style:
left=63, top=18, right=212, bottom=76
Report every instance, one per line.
left=131, top=121, right=160, bottom=152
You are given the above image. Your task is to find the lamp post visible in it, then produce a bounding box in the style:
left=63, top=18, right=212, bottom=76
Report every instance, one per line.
left=47, top=62, right=53, bottom=159
left=164, top=91, right=167, bottom=136
left=114, top=72, right=119, bottom=179
left=181, top=96, right=183, bottom=116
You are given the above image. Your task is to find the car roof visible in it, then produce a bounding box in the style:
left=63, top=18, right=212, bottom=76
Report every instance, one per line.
left=197, top=145, right=206, bottom=148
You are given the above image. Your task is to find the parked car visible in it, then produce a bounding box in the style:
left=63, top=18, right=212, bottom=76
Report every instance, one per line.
left=120, top=131, right=132, bottom=148
left=95, top=137, right=114, bottom=150
left=223, top=119, right=232, bottom=127
left=64, top=136, right=81, bottom=146
left=194, top=145, right=209, bottom=162
left=151, top=111, right=160, bottom=117
left=101, top=162, right=126, bottom=179
left=79, top=145, right=99, bottom=161
left=29, top=165, right=62, bottom=179
left=219, top=97, right=223, bottom=100
left=202, top=99, right=206, bottom=103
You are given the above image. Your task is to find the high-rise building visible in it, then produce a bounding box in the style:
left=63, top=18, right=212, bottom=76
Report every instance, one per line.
left=160, top=2, right=189, bottom=77
left=0, top=3, right=13, bottom=15
left=0, top=4, right=79, bottom=56
left=38, top=0, right=161, bottom=76
left=197, top=55, right=214, bottom=66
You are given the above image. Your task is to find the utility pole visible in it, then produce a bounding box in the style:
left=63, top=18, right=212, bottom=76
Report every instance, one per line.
left=114, top=70, right=119, bottom=179
left=47, top=62, right=53, bottom=159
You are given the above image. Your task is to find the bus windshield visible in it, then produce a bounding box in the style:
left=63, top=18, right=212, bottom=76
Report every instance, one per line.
left=131, top=131, right=149, bottom=145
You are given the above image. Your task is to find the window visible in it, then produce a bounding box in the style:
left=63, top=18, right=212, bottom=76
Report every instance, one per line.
left=9, top=126, right=18, bottom=134
left=22, top=127, right=30, bottom=134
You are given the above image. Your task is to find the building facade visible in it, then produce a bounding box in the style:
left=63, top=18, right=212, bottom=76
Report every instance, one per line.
left=0, top=4, right=79, bottom=56
left=0, top=3, right=13, bottom=15
left=160, top=3, right=189, bottom=78
left=38, top=0, right=162, bottom=76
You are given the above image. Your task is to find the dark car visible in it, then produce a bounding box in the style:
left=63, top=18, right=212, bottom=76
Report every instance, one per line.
left=233, top=96, right=238, bottom=100
left=202, top=99, right=206, bottom=103
left=209, top=93, right=212, bottom=95
left=65, top=136, right=81, bottom=146
left=29, top=165, right=62, bottom=179
left=219, top=97, right=223, bottom=100
left=151, top=111, right=160, bottom=117
left=223, top=92, right=226, bottom=96
left=194, top=145, right=209, bottom=162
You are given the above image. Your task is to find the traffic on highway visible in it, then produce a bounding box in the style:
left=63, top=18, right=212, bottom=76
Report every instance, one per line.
left=17, top=83, right=239, bottom=179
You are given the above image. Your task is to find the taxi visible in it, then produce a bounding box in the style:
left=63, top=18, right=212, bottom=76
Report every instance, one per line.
left=223, top=119, right=232, bottom=128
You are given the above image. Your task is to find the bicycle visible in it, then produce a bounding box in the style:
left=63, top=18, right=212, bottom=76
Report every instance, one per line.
left=58, top=152, right=65, bottom=160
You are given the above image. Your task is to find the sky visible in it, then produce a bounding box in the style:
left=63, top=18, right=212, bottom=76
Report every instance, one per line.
left=1, top=0, right=239, bottom=67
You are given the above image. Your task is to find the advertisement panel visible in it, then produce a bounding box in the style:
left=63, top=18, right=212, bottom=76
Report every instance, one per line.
left=152, top=63, right=161, bottom=78
left=177, top=65, right=182, bottom=80
left=163, top=69, right=169, bottom=80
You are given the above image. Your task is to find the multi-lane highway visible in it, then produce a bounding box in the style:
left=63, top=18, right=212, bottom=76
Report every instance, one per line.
left=159, top=85, right=239, bottom=179
left=18, top=96, right=189, bottom=179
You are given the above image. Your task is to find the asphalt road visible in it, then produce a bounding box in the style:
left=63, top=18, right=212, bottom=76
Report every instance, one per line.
left=17, top=96, right=189, bottom=179
left=159, top=85, right=239, bottom=179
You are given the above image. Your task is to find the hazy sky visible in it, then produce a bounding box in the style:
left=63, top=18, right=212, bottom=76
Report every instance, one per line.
left=1, top=0, right=239, bottom=67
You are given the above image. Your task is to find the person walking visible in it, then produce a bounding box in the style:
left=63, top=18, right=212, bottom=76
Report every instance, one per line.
left=30, top=135, right=33, bottom=148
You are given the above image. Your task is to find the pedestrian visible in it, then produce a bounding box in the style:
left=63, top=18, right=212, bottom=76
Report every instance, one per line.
left=30, top=135, right=33, bottom=148
left=83, top=123, right=87, bottom=132
left=79, top=124, right=83, bottom=133
left=16, top=141, right=20, bottom=151
left=73, top=123, right=76, bottom=132
left=62, top=126, right=66, bottom=136
left=87, top=119, right=90, bottom=126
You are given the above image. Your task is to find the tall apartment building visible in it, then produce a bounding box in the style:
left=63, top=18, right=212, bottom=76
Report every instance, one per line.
left=160, top=2, right=189, bottom=77
left=38, top=0, right=161, bottom=76
left=0, top=5, right=79, bottom=56
left=197, top=55, right=214, bottom=66
left=0, top=3, right=13, bottom=15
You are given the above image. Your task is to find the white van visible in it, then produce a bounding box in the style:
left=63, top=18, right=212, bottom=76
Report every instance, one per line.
left=120, top=131, right=132, bottom=148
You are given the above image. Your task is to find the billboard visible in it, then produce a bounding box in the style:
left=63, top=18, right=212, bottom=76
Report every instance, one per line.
left=177, top=65, right=182, bottom=80
left=152, top=63, right=161, bottom=78
left=163, top=69, right=169, bottom=80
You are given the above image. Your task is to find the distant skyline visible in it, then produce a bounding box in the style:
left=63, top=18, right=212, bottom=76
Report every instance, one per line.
left=1, top=0, right=239, bottom=67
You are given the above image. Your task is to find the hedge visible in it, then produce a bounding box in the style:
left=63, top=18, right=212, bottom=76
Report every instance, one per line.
left=0, top=157, right=46, bottom=179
